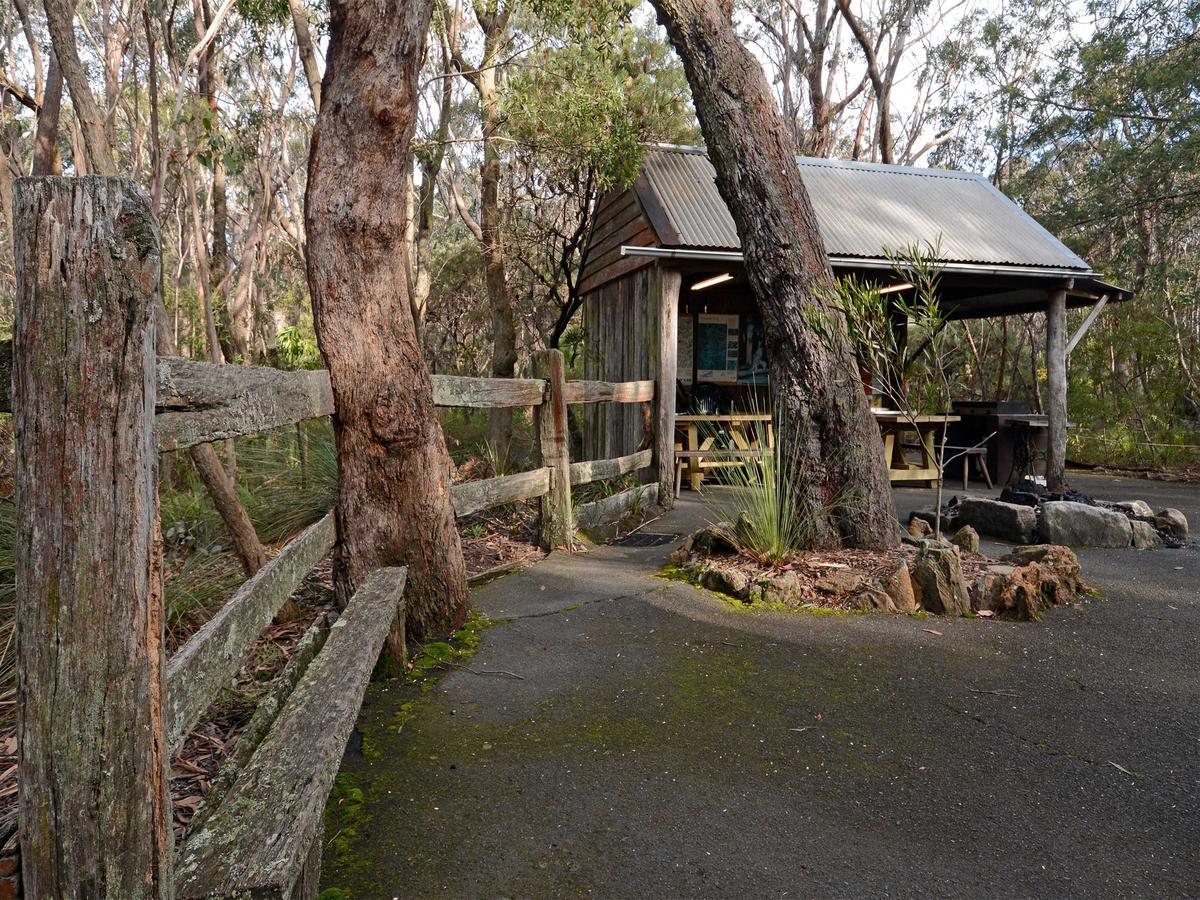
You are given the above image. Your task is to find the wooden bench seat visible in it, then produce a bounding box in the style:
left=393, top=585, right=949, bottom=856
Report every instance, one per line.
left=174, top=567, right=407, bottom=899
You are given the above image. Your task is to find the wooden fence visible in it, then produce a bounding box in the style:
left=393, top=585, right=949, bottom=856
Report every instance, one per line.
left=9, top=178, right=664, bottom=897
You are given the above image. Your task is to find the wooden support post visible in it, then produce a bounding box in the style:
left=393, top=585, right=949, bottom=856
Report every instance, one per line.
left=654, top=268, right=681, bottom=506
left=533, top=349, right=573, bottom=549
left=14, top=177, right=171, bottom=896
left=1045, top=284, right=1070, bottom=493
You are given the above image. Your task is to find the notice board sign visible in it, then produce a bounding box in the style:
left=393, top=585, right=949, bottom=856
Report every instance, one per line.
left=697, top=314, right=739, bottom=383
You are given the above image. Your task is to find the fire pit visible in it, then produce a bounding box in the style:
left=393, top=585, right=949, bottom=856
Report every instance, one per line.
left=911, top=480, right=1189, bottom=549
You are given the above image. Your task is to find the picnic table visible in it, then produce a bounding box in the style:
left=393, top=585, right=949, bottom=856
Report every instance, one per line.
left=872, top=410, right=960, bottom=486
left=675, top=413, right=773, bottom=494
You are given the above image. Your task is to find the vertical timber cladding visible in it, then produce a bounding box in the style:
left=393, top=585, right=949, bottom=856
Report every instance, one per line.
left=582, top=264, right=665, bottom=462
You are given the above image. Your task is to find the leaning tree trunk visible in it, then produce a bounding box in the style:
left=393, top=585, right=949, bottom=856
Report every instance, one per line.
left=306, top=0, right=470, bottom=643
left=650, top=0, right=898, bottom=549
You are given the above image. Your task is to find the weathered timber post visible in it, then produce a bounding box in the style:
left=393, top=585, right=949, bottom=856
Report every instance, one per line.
left=1045, top=282, right=1071, bottom=493
left=13, top=177, right=172, bottom=897
left=653, top=269, right=681, bottom=506
left=533, top=349, right=573, bottom=549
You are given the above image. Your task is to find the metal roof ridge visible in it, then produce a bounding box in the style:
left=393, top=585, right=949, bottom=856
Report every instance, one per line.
left=642, top=142, right=989, bottom=181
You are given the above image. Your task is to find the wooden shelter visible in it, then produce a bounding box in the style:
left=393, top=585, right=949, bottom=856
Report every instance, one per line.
left=578, top=145, right=1131, bottom=500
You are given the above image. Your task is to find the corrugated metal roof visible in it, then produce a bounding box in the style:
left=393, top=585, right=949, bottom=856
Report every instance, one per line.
left=637, top=146, right=1091, bottom=272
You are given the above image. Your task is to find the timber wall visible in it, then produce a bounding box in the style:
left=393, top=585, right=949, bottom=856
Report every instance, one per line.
left=582, top=264, right=664, bottom=463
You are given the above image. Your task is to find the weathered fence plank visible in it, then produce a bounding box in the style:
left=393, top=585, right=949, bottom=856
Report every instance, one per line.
left=175, top=568, right=407, bottom=898
left=569, top=449, right=653, bottom=486
left=533, top=350, right=574, bottom=549
left=165, top=512, right=336, bottom=750
left=14, top=176, right=172, bottom=897
left=156, top=357, right=335, bottom=450
left=563, top=378, right=655, bottom=404
left=451, top=468, right=552, bottom=518
left=575, top=483, right=661, bottom=530
left=432, top=374, right=546, bottom=408
left=183, top=612, right=335, bottom=837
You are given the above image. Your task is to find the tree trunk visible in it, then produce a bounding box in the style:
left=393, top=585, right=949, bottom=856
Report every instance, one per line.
left=649, top=0, right=898, bottom=549
left=287, top=0, right=323, bottom=110
left=478, top=38, right=517, bottom=463
left=14, top=176, right=171, bottom=898
left=306, top=0, right=470, bottom=642
left=42, top=0, right=116, bottom=174
left=31, top=52, right=63, bottom=176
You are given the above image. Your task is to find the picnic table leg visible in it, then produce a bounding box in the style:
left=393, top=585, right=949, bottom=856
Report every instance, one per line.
left=687, top=424, right=702, bottom=492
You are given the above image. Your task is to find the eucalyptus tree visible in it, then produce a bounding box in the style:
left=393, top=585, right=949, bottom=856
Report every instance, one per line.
left=648, top=0, right=899, bottom=549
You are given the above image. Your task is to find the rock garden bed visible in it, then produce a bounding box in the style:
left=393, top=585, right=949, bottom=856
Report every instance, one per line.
left=670, top=522, right=1088, bottom=621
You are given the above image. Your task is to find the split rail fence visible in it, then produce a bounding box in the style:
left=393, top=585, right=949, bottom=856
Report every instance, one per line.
left=9, top=178, right=668, bottom=896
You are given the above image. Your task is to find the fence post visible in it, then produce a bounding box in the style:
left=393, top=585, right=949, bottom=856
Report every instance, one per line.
left=533, top=349, right=573, bottom=549
left=654, top=270, right=681, bottom=507
left=13, top=177, right=171, bottom=896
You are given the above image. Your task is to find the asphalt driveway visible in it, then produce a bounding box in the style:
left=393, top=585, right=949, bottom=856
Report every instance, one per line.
left=322, top=472, right=1199, bottom=898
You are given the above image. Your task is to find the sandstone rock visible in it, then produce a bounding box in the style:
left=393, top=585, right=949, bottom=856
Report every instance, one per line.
left=1130, top=520, right=1162, bottom=550
left=850, top=587, right=897, bottom=613
left=969, top=564, right=1015, bottom=614
left=907, top=516, right=933, bottom=538
left=763, top=571, right=806, bottom=607
left=910, top=545, right=970, bottom=616
left=950, top=525, right=980, bottom=554
left=995, top=563, right=1045, bottom=620
left=691, top=525, right=740, bottom=557
left=881, top=560, right=917, bottom=613
left=1110, top=499, right=1154, bottom=517
left=1154, top=508, right=1189, bottom=540
left=956, top=498, right=1038, bottom=544
left=814, top=569, right=864, bottom=595
left=1039, top=501, right=1132, bottom=548
left=700, top=566, right=750, bottom=598
left=1002, top=544, right=1084, bottom=607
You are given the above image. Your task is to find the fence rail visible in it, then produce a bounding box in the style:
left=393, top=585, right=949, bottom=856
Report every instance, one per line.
left=8, top=178, right=670, bottom=898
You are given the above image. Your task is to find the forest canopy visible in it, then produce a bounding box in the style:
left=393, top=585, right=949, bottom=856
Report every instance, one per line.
left=0, top=0, right=1196, bottom=468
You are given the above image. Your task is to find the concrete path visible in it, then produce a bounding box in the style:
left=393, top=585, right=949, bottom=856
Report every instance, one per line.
left=322, top=474, right=1199, bottom=898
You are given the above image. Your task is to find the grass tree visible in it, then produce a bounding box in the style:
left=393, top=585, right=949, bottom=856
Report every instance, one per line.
left=812, top=244, right=978, bottom=538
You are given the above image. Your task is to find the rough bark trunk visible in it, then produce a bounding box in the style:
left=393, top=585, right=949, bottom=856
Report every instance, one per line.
left=306, top=0, right=470, bottom=641
left=650, top=0, right=898, bottom=549
left=14, top=176, right=171, bottom=897
left=478, top=42, right=518, bottom=463
left=1045, top=286, right=1069, bottom=493
left=42, top=0, right=116, bottom=174
left=31, top=53, right=63, bottom=176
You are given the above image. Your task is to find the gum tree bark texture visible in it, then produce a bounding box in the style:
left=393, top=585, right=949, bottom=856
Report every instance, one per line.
left=305, top=0, right=469, bottom=641
left=650, top=0, right=898, bottom=549
left=13, top=177, right=171, bottom=897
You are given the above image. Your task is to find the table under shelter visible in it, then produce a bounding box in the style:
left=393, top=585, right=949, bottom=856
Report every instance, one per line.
left=576, top=144, right=1132, bottom=502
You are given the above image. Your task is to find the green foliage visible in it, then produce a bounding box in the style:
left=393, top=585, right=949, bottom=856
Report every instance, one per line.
left=700, top=403, right=822, bottom=566
left=812, top=242, right=954, bottom=415
left=503, top=18, right=695, bottom=191
left=274, top=321, right=323, bottom=370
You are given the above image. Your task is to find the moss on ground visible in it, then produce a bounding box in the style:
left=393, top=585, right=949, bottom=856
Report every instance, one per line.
left=320, top=625, right=923, bottom=895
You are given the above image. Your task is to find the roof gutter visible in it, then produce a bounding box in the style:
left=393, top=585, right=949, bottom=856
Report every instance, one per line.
left=619, top=245, right=1094, bottom=280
